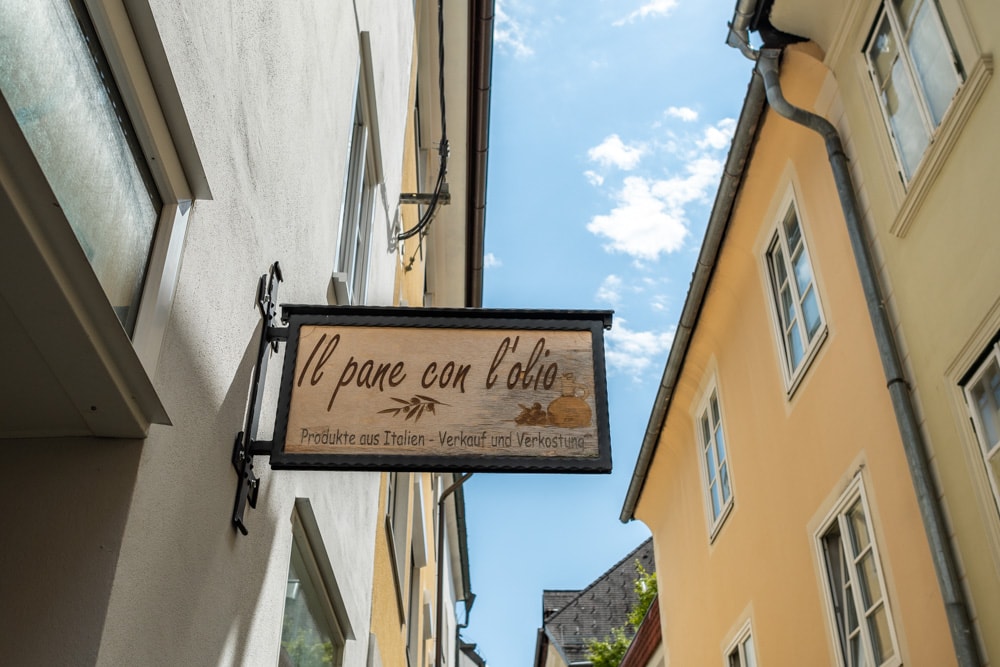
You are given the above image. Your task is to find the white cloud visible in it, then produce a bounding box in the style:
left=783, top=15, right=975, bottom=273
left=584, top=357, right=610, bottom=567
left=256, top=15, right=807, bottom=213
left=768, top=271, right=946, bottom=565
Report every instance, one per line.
left=606, top=321, right=675, bottom=379
left=651, top=156, right=723, bottom=207
left=650, top=298, right=667, bottom=311
left=587, top=177, right=687, bottom=259
left=587, top=134, right=645, bottom=171
left=595, top=275, right=622, bottom=304
left=484, top=252, right=502, bottom=269
left=584, top=170, right=605, bottom=187
left=698, top=117, right=737, bottom=150
left=586, top=155, right=722, bottom=260
left=614, top=0, right=679, bottom=26
left=495, top=0, right=534, bottom=58
left=665, top=106, right=698, bottom=122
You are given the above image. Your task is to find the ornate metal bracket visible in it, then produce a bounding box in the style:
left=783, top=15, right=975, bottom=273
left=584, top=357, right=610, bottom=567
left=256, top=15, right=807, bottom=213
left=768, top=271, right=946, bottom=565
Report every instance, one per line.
left=231, top=262, right=288, bottom=535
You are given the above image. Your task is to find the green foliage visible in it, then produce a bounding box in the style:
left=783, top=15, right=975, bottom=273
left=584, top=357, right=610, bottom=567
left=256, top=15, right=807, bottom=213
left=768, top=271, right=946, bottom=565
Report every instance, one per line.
left=628, top=563, right=657, bottom=629
left=586, top=627, right=631, bottom=667
left=585, top=560, right=658, bottom=667
left=280, top=628, right=334, bottom=665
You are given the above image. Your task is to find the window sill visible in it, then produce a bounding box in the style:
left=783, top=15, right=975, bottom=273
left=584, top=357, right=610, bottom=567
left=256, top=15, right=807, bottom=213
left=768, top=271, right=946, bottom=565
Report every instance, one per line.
left=708, top=500, right=735, bottom=544
left=0, top=97, right=168, bottom=438
left=891, top=54, right=993, bottom=238
left=785, top=325, right=829, bottom=400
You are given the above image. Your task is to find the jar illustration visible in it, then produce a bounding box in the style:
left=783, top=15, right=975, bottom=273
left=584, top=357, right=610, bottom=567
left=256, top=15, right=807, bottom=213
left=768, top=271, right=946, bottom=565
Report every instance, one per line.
left=547, top=373, right=592, bottom=428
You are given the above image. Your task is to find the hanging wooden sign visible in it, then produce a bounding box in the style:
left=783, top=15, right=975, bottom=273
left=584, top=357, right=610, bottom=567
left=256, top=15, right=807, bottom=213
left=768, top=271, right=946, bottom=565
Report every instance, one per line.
left=268, top=306, right=612, bottom=473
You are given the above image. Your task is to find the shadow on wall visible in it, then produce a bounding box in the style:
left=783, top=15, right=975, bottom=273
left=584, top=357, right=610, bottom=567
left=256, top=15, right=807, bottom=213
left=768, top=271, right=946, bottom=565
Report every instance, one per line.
left=0, top=436, right=143, bottom=665
left=0, top=294, right=279, bottom=665
left=94, top=308, right=282, bottom=666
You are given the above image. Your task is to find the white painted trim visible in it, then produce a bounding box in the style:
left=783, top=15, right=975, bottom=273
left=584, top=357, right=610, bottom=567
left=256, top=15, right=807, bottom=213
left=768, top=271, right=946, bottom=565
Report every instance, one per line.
left=812, top=476, right=902, bottom=667
left=292, top=498, right=357, bottom=642
left=132, top=201, right=190, bottom=375
left=722, top=618, right=756, bottom=667
left=692, top=377, right=736, bottom=543
left=758, top=185, right=829, bottom=397
left=944, top=299, right=1000, bottom=577
left=411, top=474, right=429, bottom=569
left=84, top=0, right=211, bottom=378
left=889, top=55, right=993, bottom=237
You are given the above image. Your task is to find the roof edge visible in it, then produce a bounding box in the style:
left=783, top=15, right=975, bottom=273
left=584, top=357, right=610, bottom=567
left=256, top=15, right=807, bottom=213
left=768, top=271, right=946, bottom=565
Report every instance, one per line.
left=619, top=69, right=767, bottom=522
left=544, top=537, right=653, bottom=627
left=465, top=0, right=494, bottom=307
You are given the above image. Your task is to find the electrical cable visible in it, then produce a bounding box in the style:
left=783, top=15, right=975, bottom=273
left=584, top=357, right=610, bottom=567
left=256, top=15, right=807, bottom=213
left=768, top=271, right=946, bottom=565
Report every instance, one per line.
left=398, top=0, right=449, bottom=242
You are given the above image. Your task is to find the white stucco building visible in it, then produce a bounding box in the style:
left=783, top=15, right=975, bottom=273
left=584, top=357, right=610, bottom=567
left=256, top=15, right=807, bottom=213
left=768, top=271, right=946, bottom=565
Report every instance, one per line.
left=0, top=0, right=491, bottom=664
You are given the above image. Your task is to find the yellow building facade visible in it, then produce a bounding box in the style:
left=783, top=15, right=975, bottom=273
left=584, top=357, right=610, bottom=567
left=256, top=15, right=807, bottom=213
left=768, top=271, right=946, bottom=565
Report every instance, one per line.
left=369, top=0, right=486, bottom=663
left=771, top=0, right=1000, bottom=657
left=622, top=45, right=959, bottom=665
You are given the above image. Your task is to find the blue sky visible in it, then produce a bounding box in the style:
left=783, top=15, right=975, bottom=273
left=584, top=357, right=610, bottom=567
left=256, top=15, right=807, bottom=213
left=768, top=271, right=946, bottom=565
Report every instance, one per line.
left=463, top=1, right=754, bottom=665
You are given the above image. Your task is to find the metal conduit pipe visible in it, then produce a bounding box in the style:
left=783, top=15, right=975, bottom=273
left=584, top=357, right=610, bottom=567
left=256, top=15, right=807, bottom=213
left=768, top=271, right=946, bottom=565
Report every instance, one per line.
left=752, top=43, right=981, bottom=666
left=435, top=472, right=473, bottom=667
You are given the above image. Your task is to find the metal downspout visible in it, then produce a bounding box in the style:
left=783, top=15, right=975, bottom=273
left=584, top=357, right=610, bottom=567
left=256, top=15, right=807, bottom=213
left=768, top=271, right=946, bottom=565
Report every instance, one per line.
left=751, top=43, right=981, bottom=666
left=435, top=472, right=473, bottom=667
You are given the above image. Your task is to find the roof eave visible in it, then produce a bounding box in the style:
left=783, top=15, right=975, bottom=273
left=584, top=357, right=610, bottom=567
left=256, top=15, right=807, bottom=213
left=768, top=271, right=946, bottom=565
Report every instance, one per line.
left=465, top=0, right=494, bottom=308
left=619, top=69, right=768, bottom=523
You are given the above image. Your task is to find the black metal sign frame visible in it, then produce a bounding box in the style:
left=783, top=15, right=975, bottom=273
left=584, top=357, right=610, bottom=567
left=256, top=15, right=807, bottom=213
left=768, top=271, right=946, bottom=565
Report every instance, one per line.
left=270, top=304, right=613, bottom=473
left=231, top=264, right=613, bottom=534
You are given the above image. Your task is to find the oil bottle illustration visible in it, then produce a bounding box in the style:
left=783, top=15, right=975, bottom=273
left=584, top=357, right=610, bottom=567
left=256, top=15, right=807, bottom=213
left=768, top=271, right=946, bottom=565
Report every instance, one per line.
left=545, top=373, right=592, bottom=428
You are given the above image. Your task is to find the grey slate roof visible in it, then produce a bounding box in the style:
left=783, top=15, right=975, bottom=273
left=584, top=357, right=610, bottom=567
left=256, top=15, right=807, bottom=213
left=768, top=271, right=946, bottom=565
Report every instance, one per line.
left=539, top=538, right=655, bottom=665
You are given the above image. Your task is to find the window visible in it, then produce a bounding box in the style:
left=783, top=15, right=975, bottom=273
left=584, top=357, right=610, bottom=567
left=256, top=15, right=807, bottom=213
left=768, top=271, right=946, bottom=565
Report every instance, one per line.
left=386, top=472, right=412, bottom=606
left=726, top=623, right=757, bottom=667
left=0, top=0, right=189, bottom=336
left=818, top=482, right=899, bottom=667
left=698, top=386, right=734, bottom=534
left=0, top=0, right=205, bottom=434
left=281, top=500, right=354, bottom=667
left=865, top=0, right=963, bottom=182
left=336, top=91, right=376, bottom=305
left=963, top=340, right=1000, bottom=514
left=766, top=205, right=824, bottom=387
left=406, top=553, right=422, bottom=667
left=334, top=32, right=384, bottom=307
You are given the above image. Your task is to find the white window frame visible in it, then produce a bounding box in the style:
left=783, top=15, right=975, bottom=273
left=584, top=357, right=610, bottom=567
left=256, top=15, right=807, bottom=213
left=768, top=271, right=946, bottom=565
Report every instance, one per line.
left=282, top=499, right=355, bottom=667
left=695, top=381, right=735, bottom=540
left=0, top=0, right=208, bottom=435
left=863, top=0, right=964, bottom=185
left=336, top=96, right=375, bottom=305
left=962, top=340, right=1000, bottom=516
left=764, top=201, right=827, bottom=394
left=2, top=0, right=202, bottom=365
left=333, top=32, right=384, bottom=306
left=385, top=472, right=412, bottom=617
left=68, top=0, right=206, bottom=373
left=724, top=620, right=758, bottom=667
left=815, top=479, right=900, bottom=667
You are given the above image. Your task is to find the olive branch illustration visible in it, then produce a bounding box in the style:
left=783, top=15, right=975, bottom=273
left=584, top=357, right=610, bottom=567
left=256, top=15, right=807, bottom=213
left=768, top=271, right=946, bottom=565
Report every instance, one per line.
left=378, top=395, right=449, bottom=422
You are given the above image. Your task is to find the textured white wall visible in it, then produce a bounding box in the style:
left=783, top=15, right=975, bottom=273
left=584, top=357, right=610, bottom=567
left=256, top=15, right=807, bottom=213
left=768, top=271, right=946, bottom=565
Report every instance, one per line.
left=93, top=0, right=416, bottom=664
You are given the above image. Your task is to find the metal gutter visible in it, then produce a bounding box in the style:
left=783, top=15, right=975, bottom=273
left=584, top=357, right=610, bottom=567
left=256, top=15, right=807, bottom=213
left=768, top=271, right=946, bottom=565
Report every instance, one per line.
left=754, top=44, right=982, bottom=667
left=619, top=70, right=767, bottom=522
left=454, top=475, right=472, bottom=603
left=532, top=628, right=548, bottom=667
left=465, top=0, right=495, bottom=308
left=725, top=0, right=981, bottom=662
